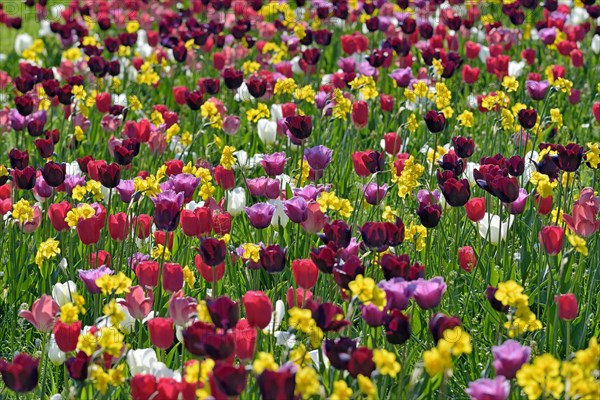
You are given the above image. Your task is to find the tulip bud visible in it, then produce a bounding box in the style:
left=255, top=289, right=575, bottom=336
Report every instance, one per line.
left=458, top=246, right=477, bottom=272
left=554, top=293, right=578, bottom=321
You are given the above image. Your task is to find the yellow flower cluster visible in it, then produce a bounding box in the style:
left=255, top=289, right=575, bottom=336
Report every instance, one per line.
left=423, top=326, right=472, bottom=376
left=90, top=365, right=125, bottom=395
left=495, top=280, right=542, bottom=337
left=274, top=78, right=297, bottom=95
left=317, top=191, right=353, bottom=218
left=96, top=272, right=132, bottom=296
left=241, top=243, right=261, bottom=262
left=392, top=155, right=425, bottom=198
left=60, top=302, right=80, bottom=323
left=72, top=180, right=104, bottom=202
left=293, top=85, right=316, bottom=104
left=137, top=61, right=160, bottom=86
left=529, top=172, right=558, bottom=198
left=200, top=101, right=222, bottom=129
left=585, top=142, right=600, bottom=168
left=134, top=175, right=162, bottom=197
left=516, top=354, right=564, bottom=399
left=348, top=275, right=386, bottom=310
left=151, top=244, right=171, bottom=261
left=185, top=359, right=215, bottom=399
left=12, top=199, right=33, bottom=224
left=253, top=352, right=278, bottom=374
left=65, top=203, right=96, bottom=227
left=288, top=307, right=324, bottom=347
left=295, top=366, right=320, bottom=399
left=405, top=223, right=427, bottom=251
left=373, top=349, right=401, bottom=377
left=220, top=146, right=237, bottom=170
left=349, top=75, right=378, bottom=100
left=457, top=110, right=474, bottom=128
left=246, top=103, right=270, bottom=123
left=103, top=299, right=125, bottom=328
left=332, top=89, right=352, bottom=120
left=35, top=238, right=61, bottom=269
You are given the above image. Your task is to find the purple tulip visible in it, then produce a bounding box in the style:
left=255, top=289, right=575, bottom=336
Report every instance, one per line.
left=412, top=277, right=446, bottom=309
left=465, top=376, right=510, bottom=400
left=304, top=145, right=333, bottom=172
left=538, top=27, right=557, bottom=45
left=525, top=80, right=549, bottom=101
left=246, top=177, right=281, bottom=199
left=116, top=179, right=136, bottom=203
left=151, top=190, right=184, bottom=231
left=315, top=91, right=329, bottom=110
left=260, top=152, right=288, bottom=177
left=34, top=177, right=53, bottom=199
left=389, top=67, right=413, bottom=88
left=363, top=183, right=388, bottom=205
left=337, top=57, right=356, bottom=72
left=417, top=189, right=441, bottom=205
left=492, top=340, right=531, bottom=379
left=361, top=304, right=387, bottom=327
left=79, top=266, right=113, bottom=294
left=161, top=174, right=200, bottom=200
left=505, top=188, right=529, bottom=215
left=293, top=184, right=328, bottom=202
left=378, top=278, right=413, bottom=310
left=283, top=196, right=309, bottom=223
left=245, top=203, right=276, bottom=229
left=9, top=109, right=26, bottom=130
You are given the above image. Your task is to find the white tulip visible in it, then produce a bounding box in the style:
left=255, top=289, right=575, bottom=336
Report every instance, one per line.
left=151, top=362, right=174, bottom=378
left=263, top=300, right=285, bottom=334
left=227, top=187, right=247, bottom=216
left=14, top=33, right=33, bottom=56
left=48, top=335, right=66, bottom=365
left=235, top=83, right=253, bottom=103
left=508, top=61, right=526, bottom=77
left=52, top=281, right=77, bottom=307
left=127, top=348, right=158, bottom=376
left=478, top=45, right=490, bottom=64
left=592, top=36, right=600, bottom=54
left=465, top=162, right=480, bottom=187
left=257, top=119, right=277, bottom=146
left=477, top=213, right=515, bottom=245
left=117, top=302, right=135, bottom=334
left=269, top=199, right=289, bottom=228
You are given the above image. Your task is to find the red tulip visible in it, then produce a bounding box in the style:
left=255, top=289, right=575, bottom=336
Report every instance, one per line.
left=172, top=86, right=190, bottom=105
left=458, top=246, right=477, bottom=272
left=131, top=374, right=157, bottom=400
left=233, top=319, right=256, bottom=360
left=538, top=226, right=564, bottom=256
left=214, top=165, right=235, bottom=190
left=351, top=100, right=368, bottom=128
left=593, top=102, right=600, bottom=124
left=465, top=197, right=486, bottom=222
left=108, top=212, right=128, bottom=241
left=162, top=263, right=184, bottom=293
left=286, top=287, right=313, bottom=308
left=383, top=132, right=402, bottom=155
left=136, top=261, right=160, bottom=288
left=53, top=320, right=82, bottom=353
left=76, top=215, right=103, bottom=245
left=534, top=194, right=553, bottom=215
left=48, top=201, right=72, bottom=232
left=95, top=92, right=111, bottom=113
left=148, top=317, right=174, bottom=349
left=194, top=254, right=225, bottom=282
left=554, top=293, right=578, bottom=321
left=242, top=291, right=272, bottom=329
left=180, top=207, right=212, bottom=237
left=133, top=214, right=153, bottom=239
left=461, top=64, right=480, bottom=84
left=292, top=259, right=319, bottom=289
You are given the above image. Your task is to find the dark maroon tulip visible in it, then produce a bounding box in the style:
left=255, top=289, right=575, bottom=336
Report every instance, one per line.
left=213, top=362, right=248, bottom=397
left=27, top=119, right=45, bottom=137
left=76, top=155, right=94, bottom=174
left=322, top=220, right=352, bottom=248
left=223, top=68, right=244, bottom=90
left=284, top=115, right=312, bottom=140
left=367, top=49, right=387, bottom=67
left=15, top=76, right=34, bottom=93
left=57, top=85, right=73, bottom=105
left=199, top=237, right=227, bottom=267
left=15, top=95, right=34, bottom=116
left=302, top=48, right=321, bottom=65
left=506, top=156, right=525, bottom=176
left=246, top=76, right=267, bottom=98
left=13, top=166, right=36, bottom=190
left=45, top=129, right=59, bottom=144
left=439, top=152, right=465, bottom=176
left=360, top=222, right=389, bottom=251
left=41, top=162, right=66, bottom=187
left=173, top=43, right=188, bottom=62
left=0, top=353, right=39, bottom=393
left=257, top=366, right=296, bottom=400
left=313, top=302, right=349, bottom=332
left=324, top=337, right=357, bottom=370
left=429, top=312, right=462, bottom=343
left=114, top=145, right=135, bottom=166
left=385, top=218, right=405, bottom=246
left=65, top=352, right=89, bottom=381
left=107, top=60, right=120, bottom=76
left=402, top=16, right=417, bottom=33
left=260, top=244, right=286, bottom=273
left=333, top=255, right=364, bottom=289
left=489, top=175, right=520, bottom=203
left=385, top=310, right=411, bottom=345
left=314, top=29, right=332, bottom=45
left=310, top=244, right=338, bottom=274
left=553, top=143, right=584, bottom=172
left=98, top=162, right=121, bottom=188
left=416, top=202, right=442, bottom=228
left=424, top=110, right=446, bottom=133
left=9, top=148, right=29, bottom=169
left=381, top=253, right=411, bottom=281
left=361, top=150, right=385, bottom=174
left=183, top=321, right=235, bottom=360
left=347, top=347, right=375, bottom=378
left=186, top=90, right=204, bottom=110
left=452, top=136, right=475, bottom=158
left=487, top=286, right=509, bottom=312
left=206, top=296, right=239, bottom=330
left=439, top=178, right=470, bottom=207
left=517, top=109, right=537, bottom=130
left=203, top=78, right=221, bottom=94
left=88, top=55, right=107, bottom=77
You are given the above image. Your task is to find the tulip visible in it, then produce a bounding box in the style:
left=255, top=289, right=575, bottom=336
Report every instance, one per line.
left=162, top=174, right=200, bottom=201
left=538, top=226, right=564, bottom=256
left=347, top=347, right=375, bottom=377
left=313, top=302, right=349, bottom=332
left=363, top=183, right=387, bottom=205
left=553, top=143, right=584, bottom=172
left=242, top=291, right=272, bottom=329
left=361, top=303, right=387, bottom=327
left=260, top=244, right=287, bottom=273
left=148, top=318, right=174, bottom=349
left=562, top=203, right=600, bottom=237
left=222, top=115, right=241, bottom=135
left=257, top=365, right=297, bottom=399
left=183, top=321, right=235, bottom=359
left=477, top=213, right=514, bottom=245
left=424, top=110, right=446, bottom=133
left=122, top=286, right=153, bottom=320
left=286, top=287, right=313, bottom=308
left=292, top=259, right=319, bottom=289
left=226, top=187, right=247, bottom=216
left=214, top=165, right=235, bottom=190
left=439, top=178, right=470, bottom=207
left=198, top=238, right=227, bottom=267
left=76, top=215, right=103, bottom=245
left=136, top=261, right=160, bottom=288
left=413, top=277, right=447, bottom=309
left=130, top=374, right=157, bottom=400
left=257, top=119, right=277, bottom=145
left=487, top=286, right=509, bottom=313
left=19, top=295, right=59, bottom=333
left=351, top=100, right=369, bottom=128
left=195, top=255, right=225, bottom=282
left=506, top=188, right=529, bottom=215
left=52, top=281, right=77, bottom=307
left=65, top=352, right=89, bottom=381
left=465, top=376, right=510, bottom=400
left=284, top=115, right=312, bottom=140
left=206, top=296, right=239, bottom=330
left=324, top=337, right=357, bottom=370
left=233, top=318, right=256, bottom=361
left=261, top=152, right=288, bottom=176
left=151, top=190, right=183, bottom=231
left=13, top=166, right=36, bottom=190
left=458, top=246, right=477, bottom=272
left=492, top=340, right=531, bottom=379
left=41, top=162, right=66, bottom=187
left=465, top=197, right=485, bottom=222
left=97, top=162, right=121, bottom=188
left=0, top=353, right=39, bottom=393
left=48, top=335, right=66, bottom=366
left=180, top=207, right=212, bottom=237
left=245, top=203, right=276, bottom=229
left=53, top=321, right=81, bottom=353
left=162, top=263, right=183, bottom=293
left=108, top=212, right=128, bottom=241
left=127, top=349, right=158, bottom=376
left=452, top=136, right=475, bottom=158
left=385, top=310, right=411, bottom=345
left=554, top=293, right=578, bottom=321
left=283, top=196, right=308, bottom=223
left=535, top=194, right=553, bottom=215
left=416, top=202, right=442, bottom=228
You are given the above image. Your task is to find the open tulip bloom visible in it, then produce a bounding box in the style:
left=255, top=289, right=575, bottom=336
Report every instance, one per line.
left=2, top=2, right=600, bottom=399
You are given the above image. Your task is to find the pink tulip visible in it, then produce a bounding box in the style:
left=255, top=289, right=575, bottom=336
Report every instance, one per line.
left=122, top=285, right=153, bottom=320
left=19, top=295, right=59, bottom=332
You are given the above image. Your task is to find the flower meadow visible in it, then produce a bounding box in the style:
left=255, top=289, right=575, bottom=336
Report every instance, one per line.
left=1, top=0, right=600, bottom=399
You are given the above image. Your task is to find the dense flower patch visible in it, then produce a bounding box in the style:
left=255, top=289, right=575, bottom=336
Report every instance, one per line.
left=0, top=0, right=600, bottom=399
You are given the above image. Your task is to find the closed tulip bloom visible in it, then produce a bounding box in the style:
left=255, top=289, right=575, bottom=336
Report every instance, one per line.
left=53, top=320, right=81, bottom=353
left=413, top=277, right=447, bottom=309
left=76, top=215, right=103, bottom=245
left=361, top=303, right=387, bottom=327
left=492, top=340, right=531, bottom=379
left=148, top=317, right=174, bottom=349
left=195, top=254, right=225, bottom=282
left=553, top=143, right=584, bottom=172
left=313, top=302, right=349, bottom=332
left=257, top=365, right=297, bottom=400
left=554, top=293, right=578, bottom=321
left=347, top=347, right=375, bottom=378
left=452, top=136, right=475, bottom=158
left=260, top=244, right=286, bottom=273
left=465, top=197, right=485, bottom=222
left=416, top=202, right=442, bottom=228
left=108, top=212, right=128, bottom=241
left=135, top=261, right=160, bottom=288
left=41, top=162, right=66, bottom=187
left=385, top=310, right=411, bottom=345
left=0, top=353, right=39, bottom=393
left=206, top=296, right=239, bottom=330
left=284, top=115, right=312, bottom=140
left=222, top=115, right=241, bottom=135
left=506, top=188, right=529, bottom=215
left=242, top=291, right=272, bottom=329
left=260, top=152, right=288, bottom=176
left=538, top=226, right=564, bottom=256
left=363, top=183, right=387, bottom=205
left=424, top=110, right=446, bottom=133
left=233, top=318, right=256, bottom=361
left=13, top=166, right=36, bottom=190
left=214, top=165, right=235, bottom=190
left=383, top=132, right=402, bottom=155
left=439, top=177, right=470, bottom=207
left=458, top=246, right=477, bottom=272
left=351, top=100, right=369, bottom=128
left=19, top=295, right=59, bottom=333
left=151, top=190, right=183, bottom=231
left=292, top=259, right=319, bottom=289
left=65, top=352, right=89, bottom=382
left=122, top=286, right=153, bottom=320
left=180, top=207, right=212, bottom=237
left=283, top=196, right=308, bottom=223
left=213, top=362, right=248, bottom=397
left=198, top=237, right=227, bottom=267
left=324, top=337, right=357, bottom=370
left=465, top=376, right=510, bottom=400
left=245, top=203, right=276, bottom=229
left=525, top=80, right=549, bottom=100
left=48, top=201, right=72, bottom=232
left=97, top=162, right=121, bottom=188
left=304, top=145, right=333, bottom=171
left=162, top=263, right=184, bottom=293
